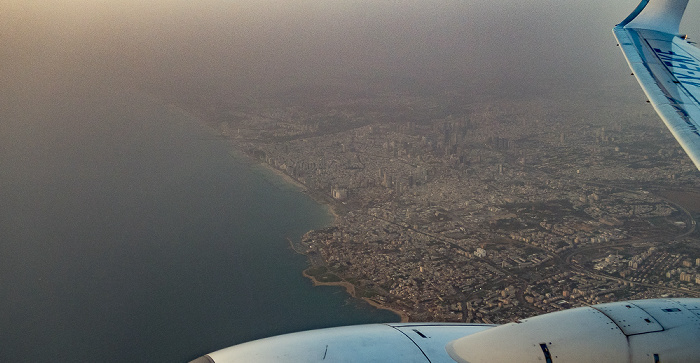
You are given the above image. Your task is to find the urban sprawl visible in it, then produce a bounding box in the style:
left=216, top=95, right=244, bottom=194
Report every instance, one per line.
left=179, top=88, right=700, bottom=324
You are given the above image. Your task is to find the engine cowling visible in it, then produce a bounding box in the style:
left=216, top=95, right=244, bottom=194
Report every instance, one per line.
left=191, top=298, right=700, bottom=363
left=446, top=298, right=700, bottom=363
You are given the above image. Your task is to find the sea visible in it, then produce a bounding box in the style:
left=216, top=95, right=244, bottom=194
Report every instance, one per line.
left=0, top=86, right=397, bottom=362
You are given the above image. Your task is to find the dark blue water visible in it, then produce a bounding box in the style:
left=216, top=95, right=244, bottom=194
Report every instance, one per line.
left=0, top=86, right=397, bottom=362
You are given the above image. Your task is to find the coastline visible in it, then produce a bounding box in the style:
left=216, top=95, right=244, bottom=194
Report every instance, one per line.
left=302, top=268, right=410, bottom=323
left=260, top=164, right=341, bottom=224
left=167, top=101, right=399, bottom=322
left=266, top=165, right=412, bottom=321
left=252, top=153, right=411, bottom=321
left=164, top=99, right=343, bottom=224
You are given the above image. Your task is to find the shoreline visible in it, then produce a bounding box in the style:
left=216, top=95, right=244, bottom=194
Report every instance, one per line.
left=246, top=142, right=409, bottom=322
left=259, top=163, right=341, bottom=224
left=256, top=154, right=408, bottom=321
left=168, top=100, right=401, bottom=322
left=302, top=268, right=410, bottom=323
left=266, top=166, right=411, bottom=321
left=165, top=100, right=341, bottom=224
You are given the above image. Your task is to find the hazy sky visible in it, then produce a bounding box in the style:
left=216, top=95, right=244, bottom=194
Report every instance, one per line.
left=3, top=0, right=700, bottom=101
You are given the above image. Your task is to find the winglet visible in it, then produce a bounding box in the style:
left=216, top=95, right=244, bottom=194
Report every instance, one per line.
left=617, top=0, right=689, bottom=35
left=613, top=0, right=700, bottom=171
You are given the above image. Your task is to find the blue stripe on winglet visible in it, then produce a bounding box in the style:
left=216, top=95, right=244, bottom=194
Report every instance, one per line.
left=618, top=0, right=651, bottom=27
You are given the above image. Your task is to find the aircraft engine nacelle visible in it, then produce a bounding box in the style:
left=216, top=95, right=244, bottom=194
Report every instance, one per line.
left=191, top=323, right=495, bottom=363
left=447, top=298, right=700, bottom=363
left=192, top=299, right=700, bottom=363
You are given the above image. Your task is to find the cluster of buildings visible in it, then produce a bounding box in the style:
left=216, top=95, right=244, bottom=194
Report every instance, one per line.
left=191, top=90, right=700, bottom=323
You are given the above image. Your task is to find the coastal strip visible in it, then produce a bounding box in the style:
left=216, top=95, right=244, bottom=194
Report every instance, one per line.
left=169, top=99, right=401, bottom=323
left=302, top=268, right=410, bottom=323
left=288, top=237, right=408, bottom=322
left=258, top=162, right=341, bottom=224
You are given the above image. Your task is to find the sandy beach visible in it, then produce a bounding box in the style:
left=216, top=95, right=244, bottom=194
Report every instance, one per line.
left=262, top=165, right=342, bottom=224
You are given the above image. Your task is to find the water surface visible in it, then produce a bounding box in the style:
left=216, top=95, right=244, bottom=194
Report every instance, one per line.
left=0, top=86, right=397, bottom=362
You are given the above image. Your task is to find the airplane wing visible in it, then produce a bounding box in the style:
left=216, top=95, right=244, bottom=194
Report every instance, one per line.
left=613, top=0, right=700, bottom=170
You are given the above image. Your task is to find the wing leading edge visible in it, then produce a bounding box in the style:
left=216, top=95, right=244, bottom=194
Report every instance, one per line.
left=614, top=0, right=700, bottom=170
